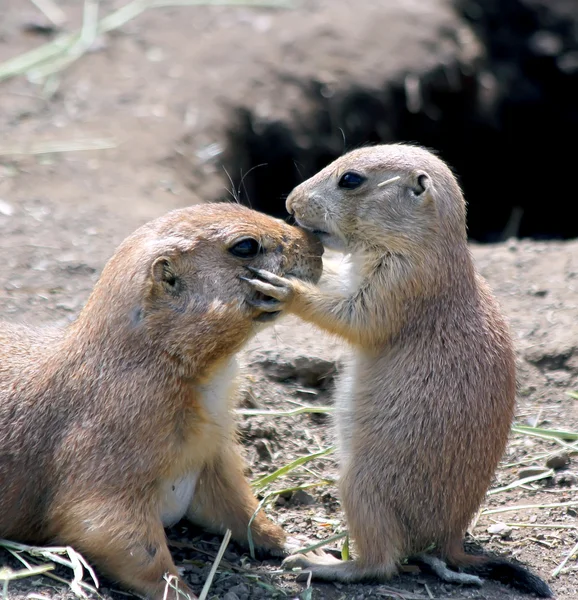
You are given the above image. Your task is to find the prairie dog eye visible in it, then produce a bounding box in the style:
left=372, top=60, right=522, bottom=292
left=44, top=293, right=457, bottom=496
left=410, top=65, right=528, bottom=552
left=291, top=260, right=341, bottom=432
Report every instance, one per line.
left=338, top=171, right=366, bottom=190
left=228, top=237, right=261, bottom=258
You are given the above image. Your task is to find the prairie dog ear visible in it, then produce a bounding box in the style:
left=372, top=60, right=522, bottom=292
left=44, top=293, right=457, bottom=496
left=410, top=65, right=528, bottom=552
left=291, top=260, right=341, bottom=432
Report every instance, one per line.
left=410, top=170, right=431, bottom=198
left=151, top=256, right=182, bottom=294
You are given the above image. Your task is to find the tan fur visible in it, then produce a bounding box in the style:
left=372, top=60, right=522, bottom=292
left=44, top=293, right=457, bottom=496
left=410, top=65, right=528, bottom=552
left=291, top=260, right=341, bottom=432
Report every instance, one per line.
left=0, top=203, right=323, bottom=600
left=245, top=144, right=518, bottom=581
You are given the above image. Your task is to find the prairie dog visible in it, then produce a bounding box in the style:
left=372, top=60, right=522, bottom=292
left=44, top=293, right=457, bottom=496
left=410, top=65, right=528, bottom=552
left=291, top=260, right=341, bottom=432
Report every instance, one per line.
left=245, top=144, right=552, bottom=597
left=0, top=204, right=323, bottom=600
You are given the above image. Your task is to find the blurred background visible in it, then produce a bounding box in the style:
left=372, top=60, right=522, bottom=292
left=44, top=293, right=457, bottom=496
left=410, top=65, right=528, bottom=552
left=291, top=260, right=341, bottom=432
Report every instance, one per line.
left=1, top=0, right=577, bottom=247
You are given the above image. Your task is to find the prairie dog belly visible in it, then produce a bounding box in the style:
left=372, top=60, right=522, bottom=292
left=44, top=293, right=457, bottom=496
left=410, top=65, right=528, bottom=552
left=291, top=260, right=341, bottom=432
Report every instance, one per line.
left=334, top=356, right=358, bottom=465
left=160, top=473, right=198, bottom=528
left=159, top=356, right=239, bottom=528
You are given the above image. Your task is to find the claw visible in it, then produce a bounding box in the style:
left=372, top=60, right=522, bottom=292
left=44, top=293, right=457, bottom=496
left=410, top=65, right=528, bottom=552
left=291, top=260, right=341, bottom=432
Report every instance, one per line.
left=246, top=267, right=288, bottom=286
left=242, top=277, right=290, bottom=301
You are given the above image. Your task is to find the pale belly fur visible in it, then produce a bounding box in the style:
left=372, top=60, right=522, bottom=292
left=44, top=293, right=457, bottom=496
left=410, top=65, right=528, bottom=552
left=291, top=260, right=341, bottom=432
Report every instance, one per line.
left=324, top=251, right=360, bottom=466
left=159, top=356, right=239, bottom=528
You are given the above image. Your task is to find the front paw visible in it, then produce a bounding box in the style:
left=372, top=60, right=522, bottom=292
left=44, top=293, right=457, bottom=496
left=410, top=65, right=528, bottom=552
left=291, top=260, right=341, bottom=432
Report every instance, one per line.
left=242, top=268, right=296, bottom=305
left=282, top=553, right=314, bottom=570
left=266, top=534, right=311, bottom=558
left=282, top=549, right=338, bottom=570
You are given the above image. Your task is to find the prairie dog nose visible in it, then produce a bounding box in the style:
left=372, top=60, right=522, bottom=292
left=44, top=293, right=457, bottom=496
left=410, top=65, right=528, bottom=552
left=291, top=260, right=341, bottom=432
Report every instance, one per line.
left=285, top=196, right=295, bottom=216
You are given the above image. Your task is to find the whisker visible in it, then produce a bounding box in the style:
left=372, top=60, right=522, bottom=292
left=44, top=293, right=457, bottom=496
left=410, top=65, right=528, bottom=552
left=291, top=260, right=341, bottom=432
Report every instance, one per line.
left=238, top=163, right=268, bottom=208
left=293, top=160, right=305, bottom=182
left=222, top=166, right=240, bottom=203
left=338, top=127, right=347, bottom=155
left=377, top=176, right=401, bottom=188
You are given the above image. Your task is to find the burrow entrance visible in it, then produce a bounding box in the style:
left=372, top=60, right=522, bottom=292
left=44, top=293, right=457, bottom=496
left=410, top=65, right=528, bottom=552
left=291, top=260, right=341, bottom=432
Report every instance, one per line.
left=220, top=0, right=578, bottom=243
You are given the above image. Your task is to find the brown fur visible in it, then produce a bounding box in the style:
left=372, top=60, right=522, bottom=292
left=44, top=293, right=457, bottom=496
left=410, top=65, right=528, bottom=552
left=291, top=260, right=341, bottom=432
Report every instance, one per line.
left=244, top=144, right=550, bottom=595
left=0, top=203, right=323, bottom=600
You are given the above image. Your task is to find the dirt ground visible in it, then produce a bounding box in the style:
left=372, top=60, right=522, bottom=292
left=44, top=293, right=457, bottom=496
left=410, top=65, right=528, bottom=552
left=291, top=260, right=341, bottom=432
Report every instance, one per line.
left=0, top=1, right=577, bottom=600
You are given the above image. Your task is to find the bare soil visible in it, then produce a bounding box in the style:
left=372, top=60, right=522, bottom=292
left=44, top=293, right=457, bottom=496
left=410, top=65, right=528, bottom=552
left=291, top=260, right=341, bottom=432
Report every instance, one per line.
left=0, top=1, right=577, bottom=600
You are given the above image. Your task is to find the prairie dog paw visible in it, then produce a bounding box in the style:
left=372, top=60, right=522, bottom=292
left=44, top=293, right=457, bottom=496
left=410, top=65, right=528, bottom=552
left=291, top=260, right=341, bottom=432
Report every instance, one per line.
left=243, top=268, right=295, bottom=304
left=283, top=534, right=313, bottom=555
left=282, top=549, right=340, bottom=570
left=282, top=553, right=314, bottom=571
left=265, top=535, right=311, bottom=558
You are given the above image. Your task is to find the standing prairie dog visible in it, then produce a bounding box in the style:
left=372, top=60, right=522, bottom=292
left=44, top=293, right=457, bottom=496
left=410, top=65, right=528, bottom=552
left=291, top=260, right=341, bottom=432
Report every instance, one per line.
left=0, top=204, right=323, bottom=600
left=245, top=144, right=553, bottom=597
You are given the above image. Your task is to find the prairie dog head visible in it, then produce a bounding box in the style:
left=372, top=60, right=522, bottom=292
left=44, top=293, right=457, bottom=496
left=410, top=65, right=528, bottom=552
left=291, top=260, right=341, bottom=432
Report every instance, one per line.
left=286, top=144, right=467, bottom=256
left=78, top=203, right=323, bottom=356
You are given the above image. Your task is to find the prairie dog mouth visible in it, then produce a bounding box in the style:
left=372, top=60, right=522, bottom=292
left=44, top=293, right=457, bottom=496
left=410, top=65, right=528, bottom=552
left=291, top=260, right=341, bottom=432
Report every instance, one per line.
left=254, top=310, right=281, bottom=322
left=294, top=219, right=330, bottom=237
left=303, top=228, right=346, bottom=252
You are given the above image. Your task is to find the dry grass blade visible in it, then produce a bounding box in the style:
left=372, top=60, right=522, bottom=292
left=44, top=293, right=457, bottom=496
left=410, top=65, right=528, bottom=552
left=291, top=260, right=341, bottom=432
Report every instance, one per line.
left=66, top=546, right=99, bottom=597
left=251, top=446, right=334, bottom=489
left=162, top=574, right=194, bottom=600
left=552, top=539, right=578, bottom=577
left=0, top=0, right=293, bottom=83
left=512, top=424, right=578, bottom=441
left=29, top=0, right=100, bottom=81
left=0, top=540, right=98, bottom=598
left=504, top=522, right=578, bottom=530
left=0, top=138, right=117, bottom=157
left=29, top=0, right=67, bottom=26
left=481, top=500, right=578, bottom=516
left=0, top=563, right=55, bottom=583
left=291, top=532, right=349, bottom=556
left=198, top=529, right=232, bottom=600
left=487, top=468, right=554, bottom=495
left=340, top=533, right=350, bottom=561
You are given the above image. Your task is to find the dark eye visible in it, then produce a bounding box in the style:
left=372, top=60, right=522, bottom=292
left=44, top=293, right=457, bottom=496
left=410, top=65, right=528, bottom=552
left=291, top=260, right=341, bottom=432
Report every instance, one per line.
left=228, top=237, right=261, bottom=258
left=338, top=171, right=366, bottom=190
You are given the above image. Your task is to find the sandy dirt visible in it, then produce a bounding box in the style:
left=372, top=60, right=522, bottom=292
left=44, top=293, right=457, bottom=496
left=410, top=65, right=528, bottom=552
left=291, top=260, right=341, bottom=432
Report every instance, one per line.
left=0, top=1, right=577, bottom=599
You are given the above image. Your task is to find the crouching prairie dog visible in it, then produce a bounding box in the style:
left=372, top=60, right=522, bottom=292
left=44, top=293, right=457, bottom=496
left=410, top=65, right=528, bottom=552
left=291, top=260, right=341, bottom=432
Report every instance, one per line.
left=244, top=144, right=553, bottom=597
left=0, top=203, right=323, bottom=600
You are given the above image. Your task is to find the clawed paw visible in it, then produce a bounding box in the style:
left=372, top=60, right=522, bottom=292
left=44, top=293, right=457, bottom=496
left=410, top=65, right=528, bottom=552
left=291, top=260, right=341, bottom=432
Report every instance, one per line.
left=282, top=553, right=313, bottom=570
left=282, top=549, right=338, bottom=571
left=241, top=287, right=284, bottom=313
left=282, top=554, right=314, bottom=581
left=242, top=268, right=295, bottom=304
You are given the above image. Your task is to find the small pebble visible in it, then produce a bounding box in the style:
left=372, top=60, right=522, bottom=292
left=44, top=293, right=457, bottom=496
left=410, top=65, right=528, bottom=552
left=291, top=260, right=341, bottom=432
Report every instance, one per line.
left=487, top=522, right=513, bottom=539
left=290, top=490, right=316, bottom=506
left=254, top=439, right=273, bottom=462
left=545, top=452, right=570, bottom=470
left=518, top=466, right=551, bottom=479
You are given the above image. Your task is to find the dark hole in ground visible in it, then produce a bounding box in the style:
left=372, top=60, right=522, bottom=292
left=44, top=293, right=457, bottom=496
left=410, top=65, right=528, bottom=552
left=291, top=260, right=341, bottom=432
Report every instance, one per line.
left=220, top=0, right=578, bottom=243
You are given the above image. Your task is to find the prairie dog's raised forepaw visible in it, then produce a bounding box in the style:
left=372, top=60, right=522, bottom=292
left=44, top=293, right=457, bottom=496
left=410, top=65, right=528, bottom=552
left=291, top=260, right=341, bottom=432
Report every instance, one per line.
left=241, top=268, right=295, bottom=304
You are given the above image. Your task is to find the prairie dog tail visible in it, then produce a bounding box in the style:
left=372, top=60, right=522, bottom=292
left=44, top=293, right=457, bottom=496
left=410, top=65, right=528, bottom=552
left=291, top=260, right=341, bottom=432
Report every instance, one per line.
left=422, top=543, right=553, bottom=598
